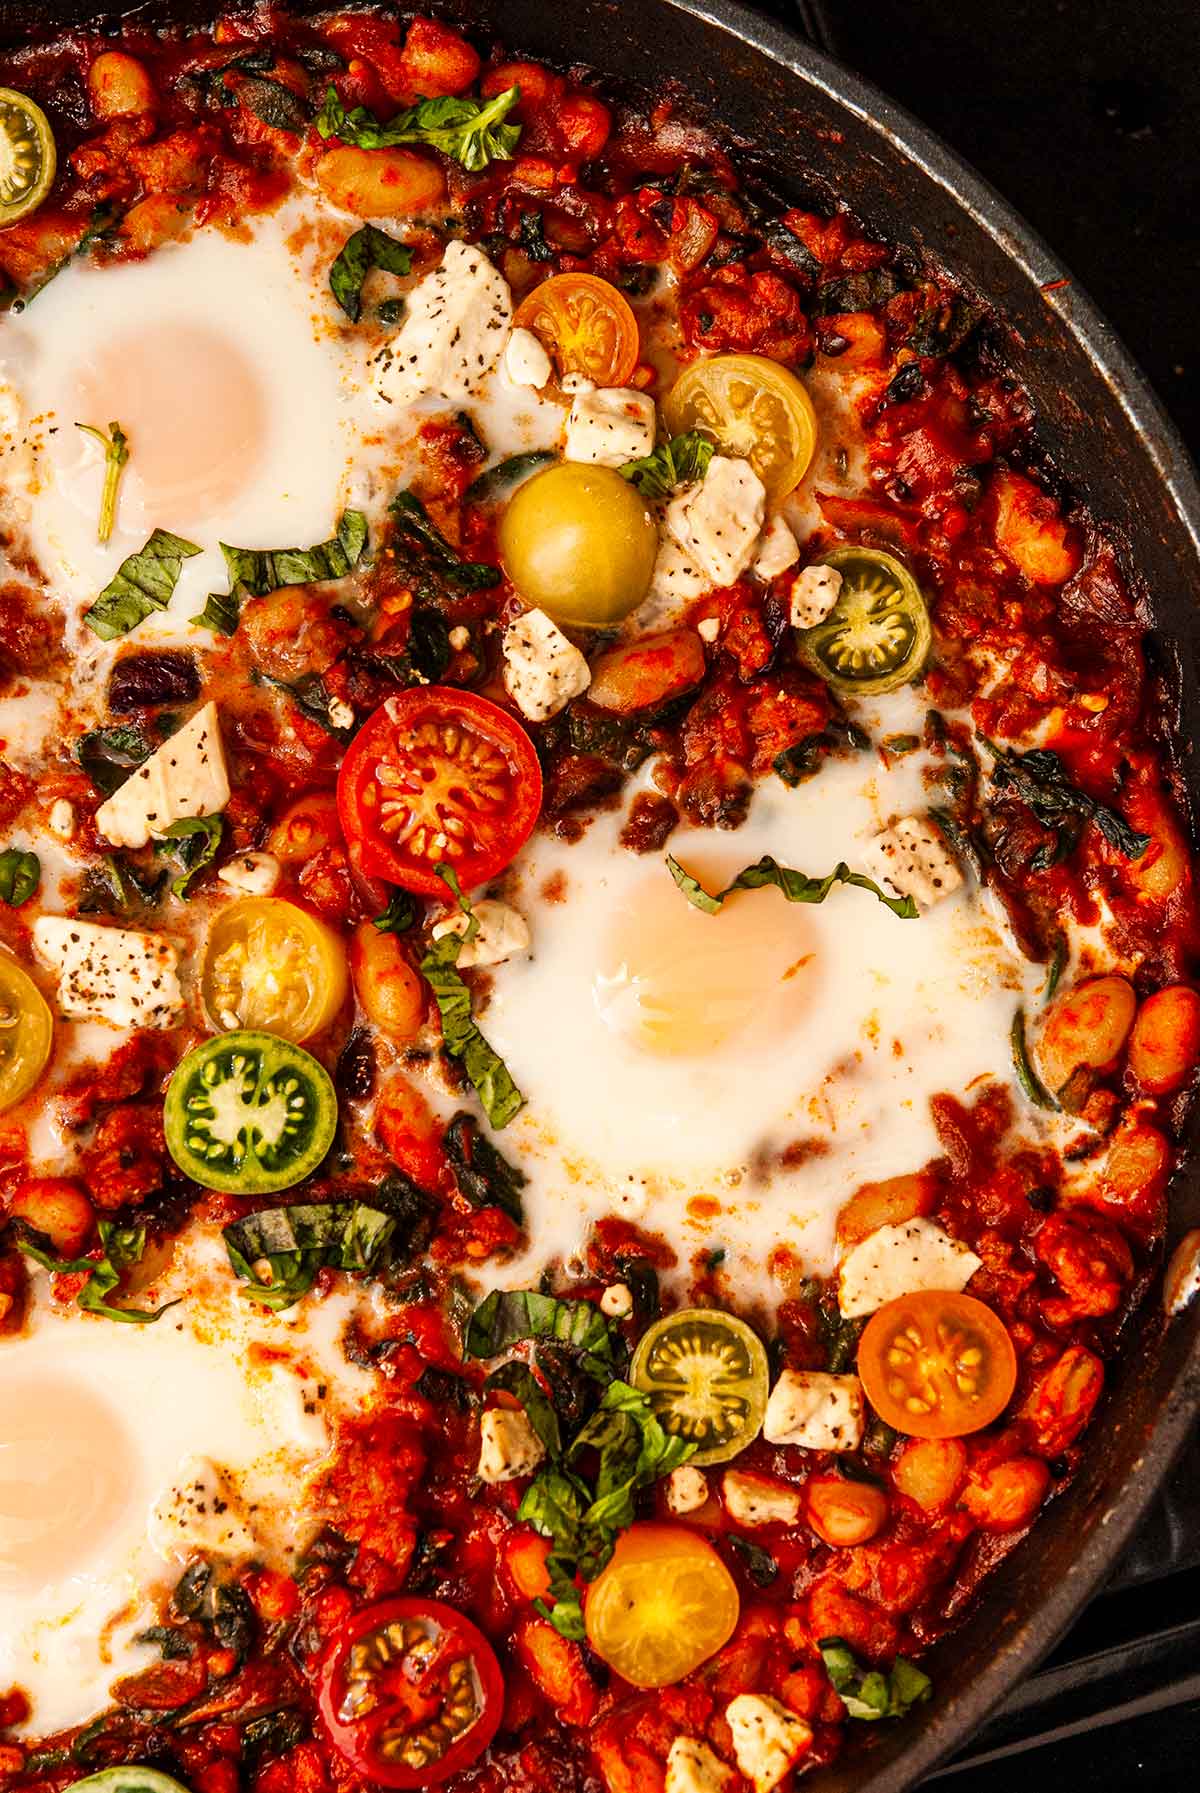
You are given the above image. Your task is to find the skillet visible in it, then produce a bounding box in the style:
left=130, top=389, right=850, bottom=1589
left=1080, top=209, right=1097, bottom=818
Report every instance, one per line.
left=2, top=0, right=1198, bottom=1785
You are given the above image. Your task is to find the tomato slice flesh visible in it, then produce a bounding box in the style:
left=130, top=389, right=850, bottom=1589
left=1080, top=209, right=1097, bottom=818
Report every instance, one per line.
left=584, top=1524, right=739, bottom=1688
left=514, top=273, right=640, bottom=386
left=318, top=1597, right=504, bottom=1788
left=857, top=1290, right=1017, bottom=1439
left=337, top=688, right=542, bottom=896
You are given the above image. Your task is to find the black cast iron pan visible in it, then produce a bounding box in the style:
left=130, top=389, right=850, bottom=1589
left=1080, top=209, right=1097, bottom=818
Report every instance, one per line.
left=3, top=1, right=1199, bottom=1785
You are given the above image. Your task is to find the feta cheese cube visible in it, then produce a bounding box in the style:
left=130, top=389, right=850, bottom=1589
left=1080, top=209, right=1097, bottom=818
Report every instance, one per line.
left=696, top=616, right=720, bottom=642
left=564, top=385, right=656, bottom=467
left=666, top=455, right=766, bottom=588
left=838, top=1217, right=983, bottom=1318
left=477, top=1407, right=545, bottom=1484
left=600, top=1281, right=634, bottom=1318
left=149, top=1455, right=261, bottom=1563
left=95, top=701, right=229, bottom=850
left=432, top=898, right=531, bottom=967
left=373, top=241, right=512, bottom=409
left=503, top=325, right=553, bottom=389
left=790, top=562, right=843, bottom=629
left=48, top=799, right=76, bottom=841
left=217, top=851, right=282, bottom=897
left=753, top=515, right=801, bottom=582
left=503, top=608, right=591, bottom=721
left=763, top=1370, right=865, bottom=1452
left=865, top=816, right=963, bottom=909
left=721, top=1469, right=801, bottom=1528
left=33, top=916, right=183, bottom=1029
left=725, top=1695, right=812, bottom=1793
left=666, top=1737, right=733, bottom=1793
left=665, top=1465, right=710, bottom=1516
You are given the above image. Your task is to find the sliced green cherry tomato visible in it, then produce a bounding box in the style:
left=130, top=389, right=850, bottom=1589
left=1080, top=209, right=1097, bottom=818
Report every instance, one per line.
left=318, top=1596, right=505, bottom=1787
left=72, top=1773, right=190, bottom=1793
left=0, top=88, right=56, bottom=225
left=797, top=545, right=932, bottom=698
left=631, top=1307, right=769, bottom=1466
left=164, top=1030, right=337, bottom=1195
left=0, top=950, right=53, bottom=1113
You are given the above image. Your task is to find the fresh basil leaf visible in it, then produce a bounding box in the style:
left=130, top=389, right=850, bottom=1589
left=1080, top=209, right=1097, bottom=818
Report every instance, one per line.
left=12, top=1218, right=177, bottom=1324
left=316, top=83, right=522, bottom=172
left=330, top=224, right=414, bottom=322
left=668, top=852, right=919, bottom=921
left=484, top=1360, right=562, bottom=1456
left=619, top=431, right=714, bottom=501
left=818, top=1637, right=932, bottom=1722
left=235, top=72, right=310, bottom=132
left=196, top=510, right=369, bottom=633
left=464, top=451, right=556, bottom=506
left=83, top=529, right=202, bottom=641
left=1011, top=1006, right=1060, bottom=1111
left=159, top=814, right=223, bottom=898
left=75, top=419, right=129, bottom=545
left=518, top=209, right=553, bottom=261
left=443, top=1111, right=527, bottom=1224
left=727, top=1534, right=779, bottom=1587
left=982, top=739, right=1149, bottom=861
left=420, top=866, right=525, bottom=1128
left=252, top=670, right=354, bottom=742
left=389, top=490, right=501, bottom=591
left=78, top=853, right=166, bottom=915
left=773, top=719, right=871, bottom=786
left=465, top=1288, right=615, bottom=1363
left=75, top=721, right=154, bottom=795
left=1043, top=935, right=1067, bottom=1003
left=223, top=1201, right=399, bottom=1312
left=373, top=888, right=418, bottom=935
left=0, top=848, right=39, bottom=906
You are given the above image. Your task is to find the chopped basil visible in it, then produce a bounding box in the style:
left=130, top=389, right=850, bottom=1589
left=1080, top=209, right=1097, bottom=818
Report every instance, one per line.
left=78, top=853, right=166, bottom=914
left=1011, top=1006, right=1060, bottom=1111
left=75, top=419, right=128, bottom=544
left=83, top=529, right=202, bottom=641
left=518, top=209, right=554, bottom=261
left=1044, top=936, right=1067, bottom=1002
left=465, top=1288, right=616, bottom=1365
left=234, top=71, right=310, bottom=132
left=619, top=430, right=714, bottom=501
left=329, top=224, right=414, bottom=322
left=464, top=451, right=556, bottom=506
left=159, top=814, right=224, bottom=898
left=195, top=510, right=369, bottom=635
left=316, top=83, right=522, bottom=172
left=11, top=200, right=122, bottom=311
left=372, top=887, right=418, bottom=935
left=0, top=848, right=39, bottom=906
left=818, top=1638, right=933, bottom=1722
left=815, top=268, right=904, bottom=316
left=12, top=1219, right=177, bottom=1324
left=882, top=733, right=920, bottom=755
left=727, top=1534, right=779, bottom=1586
left=981, top=737, right=1149, bottom=861
left=484, top=1359, right=562, bottom=1455
left=443, top=1111, right=527, bottom=1224
left=75, top=721, right=155, bottom=795
left=389, top=490, right=501, bottom=592
left=667, top=852, right=919, bottom=920
left=773, top=718, right=871, bottom=786
left=252, top=670, right=355, bottom=742
left=223, top=1201, right=399, bottom=1312
left=420, top=866, right=524, bottom=1128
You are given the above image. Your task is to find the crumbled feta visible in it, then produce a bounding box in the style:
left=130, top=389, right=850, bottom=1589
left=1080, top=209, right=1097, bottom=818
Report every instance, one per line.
left=790, top=562, right=843, bottom=629
left=666, top=455, right=766, bottom=588
left=448, top=624, right=471, bottom=650
left=721, top=1469, right=801, bottom=1528
left=48, top=799, right=75, bottom=841
left=327, top=697, right=355, bottom=732
left=503, top=325, right=553, bottom=389
left=149, top=1455, right=260, bottom=1562
left=600, top=1281, right=634, bottom=1318
left=564, top=385, right=656, bottom=467
left=217, top=851, right=282, bottom=897
left=865, top=816, right=964, bottom=909
left=763, top=1370, right=865, bottom=1452
left=432, top=898, right=531, bottom=967
left=33, top=916, right=183, bottom=1029
left=666, top=1737, right=733, bottom=1793
left=503, top=608, right=591, bottom=721
left=696, top=616, right=720, bottom=643
left=665, top=1465, right=710, bottom=1516
left=838, top=1217, right=983, bottom=1318
left=725, top=1695, right=812, bottom=1793
left=560, top=372, right=595, bottom=396
left=95, top=701, right=229, bottom=850
left=373, top=241, right=512, bottom=409
left=477, top=1407, right=545, bottom=1484
left=753, top=515, right=801, bottom=582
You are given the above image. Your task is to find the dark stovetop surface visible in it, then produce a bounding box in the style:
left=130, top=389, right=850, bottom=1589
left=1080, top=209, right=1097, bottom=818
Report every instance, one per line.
left=755, top=3, right=1200, bottom=1785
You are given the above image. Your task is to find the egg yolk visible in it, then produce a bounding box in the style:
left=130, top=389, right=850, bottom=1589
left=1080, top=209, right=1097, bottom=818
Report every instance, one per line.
left=69, top=323, right=267, bottom=528
left=594, top=871, right=816, bottom=1057
left=0, top=1374, right=131, bottom=1591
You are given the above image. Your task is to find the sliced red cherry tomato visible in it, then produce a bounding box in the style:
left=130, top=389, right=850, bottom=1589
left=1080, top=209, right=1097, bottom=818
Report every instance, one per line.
left=857, top=1290, right=1017, bottom=1439
left=337, top=688, right=542, bottom=896
left=317, top=1597, right=504, bottom=1788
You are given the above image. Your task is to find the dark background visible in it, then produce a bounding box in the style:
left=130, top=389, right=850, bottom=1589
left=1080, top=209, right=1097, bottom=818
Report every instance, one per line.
left=755, top=2, right=1200, bottom=1786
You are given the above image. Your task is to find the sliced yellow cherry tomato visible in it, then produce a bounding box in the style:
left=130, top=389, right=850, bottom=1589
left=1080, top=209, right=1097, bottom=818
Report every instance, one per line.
left=858, top=1290, right=1017, bottom=1439
left=631, top=1306, right=769, bottom=1466
left=0, top=951, right=52, bottom=1112
left=201, top=896, right=348, bottom=1043
left=662, top=352, right=817, bottom=502
left=797, top=545, right=932, bottom=698
left=498, top=461, right=658, bottom=628
left=0, top=89, right=56, bottom=226
left=585, top=1523, right=739, bottom=1688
